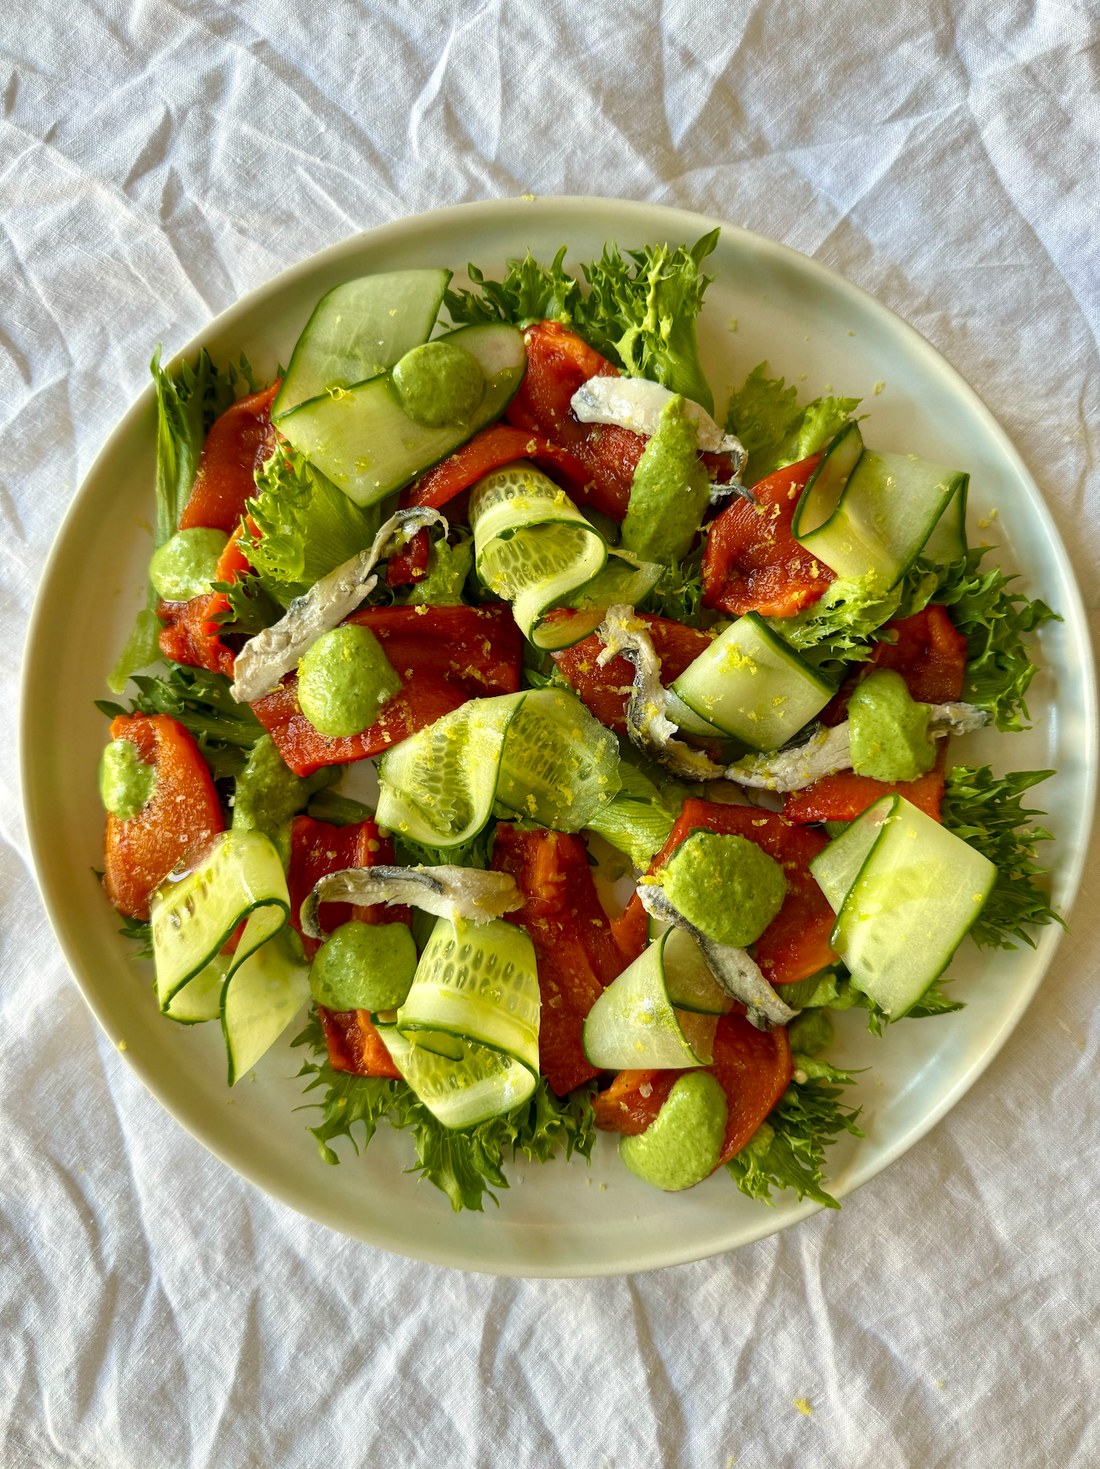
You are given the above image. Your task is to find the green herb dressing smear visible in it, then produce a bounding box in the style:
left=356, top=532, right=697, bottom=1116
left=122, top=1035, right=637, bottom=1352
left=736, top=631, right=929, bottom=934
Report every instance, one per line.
left=99, top=739, right=156, bottom=820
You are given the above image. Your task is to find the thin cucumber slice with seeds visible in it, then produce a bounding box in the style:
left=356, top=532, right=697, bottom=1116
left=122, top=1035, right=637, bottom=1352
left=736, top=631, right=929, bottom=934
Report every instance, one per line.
left=494, top=688, right=620, bottom=832
left=380, top=1028, right=538, bottom=1130
left=222, top=928, right=311, bottom=1085
left=396, top=916, right=541, bottom=1072
left=150, top=830, right=290, bottom=1009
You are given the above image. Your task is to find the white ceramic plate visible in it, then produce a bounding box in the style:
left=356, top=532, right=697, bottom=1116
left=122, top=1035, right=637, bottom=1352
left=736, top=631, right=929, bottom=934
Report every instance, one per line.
left=21, top=198, right=1095, bottom=1278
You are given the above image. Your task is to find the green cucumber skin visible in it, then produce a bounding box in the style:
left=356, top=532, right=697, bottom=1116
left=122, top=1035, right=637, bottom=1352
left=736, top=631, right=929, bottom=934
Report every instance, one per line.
left=274, top=268, right=452, bottom=416
left=813, top=794, right=997, bottom=1019
left=397, top=916, right=541, bottom=1072
left=670, top=611, right=835, bottom=752
left=793, top=423, right=967, bottom=586
left=276, top=324, right=526, bottom=508
left=150, top=831, right=290, bottom=1006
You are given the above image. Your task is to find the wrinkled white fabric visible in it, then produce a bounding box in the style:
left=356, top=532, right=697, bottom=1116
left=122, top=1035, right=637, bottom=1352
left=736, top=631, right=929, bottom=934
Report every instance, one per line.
left=3, top=3, right=1100, bottom=1466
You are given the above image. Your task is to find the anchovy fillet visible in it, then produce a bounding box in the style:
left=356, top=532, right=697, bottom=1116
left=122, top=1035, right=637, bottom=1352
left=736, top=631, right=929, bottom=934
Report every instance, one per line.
left=596, top=605, right=726, bottom=782
left=229, top=507, right=447, bottom=704
left=635, top=884, right=797, bottom=1031
left=569, top=375, right=746, bottom=466
left=300, top=864, right=523, bottom=941
left=725, top=703, right=990, bottom=793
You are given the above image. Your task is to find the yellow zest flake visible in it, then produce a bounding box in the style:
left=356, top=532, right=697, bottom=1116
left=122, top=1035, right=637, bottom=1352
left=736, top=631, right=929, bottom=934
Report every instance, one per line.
left=415, top=604, right=427, bottom=615
left=752, top=818, right=768, bottom=827
left=728, top=317, right=738, bottom=331
left=794, top=1398, right=813, bottom=1416
left=788, top=485, right=799, bottom=500
left=873, top=381, right=885, bottom=395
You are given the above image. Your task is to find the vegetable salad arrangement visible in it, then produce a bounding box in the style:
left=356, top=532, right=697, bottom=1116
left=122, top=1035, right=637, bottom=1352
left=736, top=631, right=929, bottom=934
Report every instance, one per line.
left=97, top=233, right=1063, bottom=1212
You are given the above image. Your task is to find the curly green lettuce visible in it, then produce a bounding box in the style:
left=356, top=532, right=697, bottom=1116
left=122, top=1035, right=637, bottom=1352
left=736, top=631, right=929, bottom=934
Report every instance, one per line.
left=940, top=765, right=1064, bottom=950
left=243, top=447, right=381, bottom=605
left=726, top=364, right=860, bottom=485
left=108, top=349, right=243, bottom=693
left=446, top=231, right=720, bottom=413
left=726, top=1059, right=863, bottom=1209
left=292, top=1015, right=595, bottom=1212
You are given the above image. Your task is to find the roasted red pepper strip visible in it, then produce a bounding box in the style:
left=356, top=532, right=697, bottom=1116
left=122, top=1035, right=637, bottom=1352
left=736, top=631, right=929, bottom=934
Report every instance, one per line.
left=505, top=321, right=734, bottom=522
left=703, top=454, right=833, bottom=617
left=784, top=742, right=948, bottom=825
left=157, top=521, right=256, bottom=675
left=287, top=814, right=409, bottom=958
left=491, top=824, right=628, bottom=1096
left=384, top=527, right=431, bottom=588
left=290, top=814, right=409, bottom=1081
left=552, top=612, right=714, bottom=735
left=102, top=713, right=224, bottom=920
left=317, top=1008, right=402, bottom=1080
left=157, top=593, right=236, bottom=676
left=614, top=800, right=837, bottom=986
left=403, top=423, right=591, bottom=509
left=251, top=604, right=523, bottom=777
left=593, top=1011, right=792, bottom=1168
left=179, top=381, right=279, bottom=533
left=870, top=604, right=967, bottom=703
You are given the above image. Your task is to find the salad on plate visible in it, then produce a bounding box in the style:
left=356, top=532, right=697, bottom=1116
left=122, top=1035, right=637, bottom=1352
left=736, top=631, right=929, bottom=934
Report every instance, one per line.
left=95, top=232, right=1063, bottom=1211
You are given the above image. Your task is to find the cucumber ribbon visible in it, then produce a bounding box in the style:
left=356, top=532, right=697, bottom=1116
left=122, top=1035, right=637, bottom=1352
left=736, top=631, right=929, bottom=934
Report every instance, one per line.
left=469, top=462, right=662, bottom=651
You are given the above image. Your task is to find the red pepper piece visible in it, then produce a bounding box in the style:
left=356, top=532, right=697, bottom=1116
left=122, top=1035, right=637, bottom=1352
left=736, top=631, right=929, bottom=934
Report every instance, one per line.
left=287, top=814, right=409, bottom=959
left=403, top=423, right=591, bottom=509
left=250, top=604, right=523, bottom=776
left=178, top=382, right=280, bottom=533
left=703, top=454, right=833, bottom=617
left=552, top=612, right=714, bottom=735
left=102, top=713, right=225, bottom=920
left=784, top=743, right=948, bottom=825
left=157, top=521, right=256, bottom=675
left=871, top=604, right=968, bottom=703
left=593, top=1011, right=791, bottom=1169
left=491, top=824, right=628, bottom=1096
left=384, top=527, right=431, bottom=588
left=317, top=1008, right=402, bottom=1080
left=613, top=800, right=837, bottom=987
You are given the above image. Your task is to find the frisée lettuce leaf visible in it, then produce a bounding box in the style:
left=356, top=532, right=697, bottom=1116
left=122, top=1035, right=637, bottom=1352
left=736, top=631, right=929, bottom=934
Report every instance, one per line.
left=726, top=1059, right=863, bottom=1209
left=446, top=231, right=720, bottom=414
left=726, top=364, right=860, bottom=484
left=292, top=1015, right=595, bottom=1212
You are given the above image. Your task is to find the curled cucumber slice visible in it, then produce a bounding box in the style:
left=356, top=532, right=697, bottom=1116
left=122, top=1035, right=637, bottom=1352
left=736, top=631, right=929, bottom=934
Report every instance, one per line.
left=397, top=916, right=541, bottom=1072
left=470, top=461, right=660, bottom=648
left=150, top=830, right=290, bottom=1009
left=380, top=1029, right=538, bottom=1130
left=810, top=793, right=997, bottom=1018
left=583, top=930, right=717, bottom=1070
left=793, top=422, right=968, bottom=587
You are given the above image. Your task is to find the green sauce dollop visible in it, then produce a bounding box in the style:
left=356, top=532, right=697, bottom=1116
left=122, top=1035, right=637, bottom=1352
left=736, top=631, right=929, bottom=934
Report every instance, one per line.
left=309, top=920, right=418, bottom=1012
left=658, top=830, right=787, bottom=947
left=232, top=733, right=336, bottom=867
left=848, top=668, right=935, bottom=783
left=620, top=395, right=711, bottom=565
left=393, top=340, right=485, bottom=428
left=297, top=625, right=402, bottom=739
left=149, top=527, right=229, bottom=601
left=787, top=1007, right=834, bottom=1057
left=619, top=1071, right=728, bottom=1192
left=99, top=738, right=156, bottom=820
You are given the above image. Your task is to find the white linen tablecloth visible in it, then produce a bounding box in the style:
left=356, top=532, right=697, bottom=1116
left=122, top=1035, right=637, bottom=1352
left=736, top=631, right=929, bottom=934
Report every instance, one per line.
left=3, top=3, right=1099, bottom=1464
